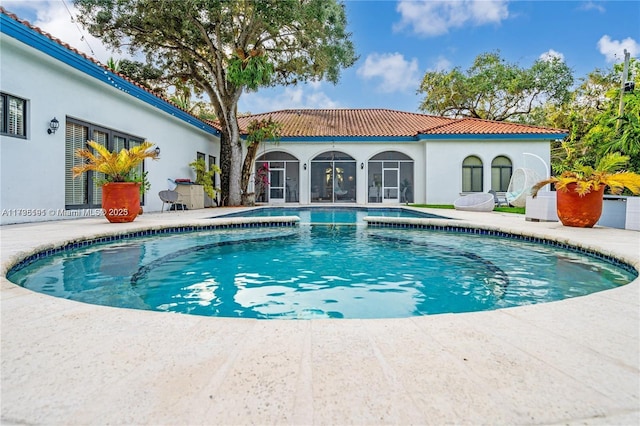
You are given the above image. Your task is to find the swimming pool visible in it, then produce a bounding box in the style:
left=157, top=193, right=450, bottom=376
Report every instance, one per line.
left=213, top=206, right=448, bottom=223
left=7, top=218, right=636, bottom=319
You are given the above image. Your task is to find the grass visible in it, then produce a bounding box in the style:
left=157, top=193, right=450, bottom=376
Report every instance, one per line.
left=408, top=204, right=526, bottom=215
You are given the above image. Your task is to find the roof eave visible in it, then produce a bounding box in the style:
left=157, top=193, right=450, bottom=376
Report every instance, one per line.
left=417, top=133, right=567, bottom=140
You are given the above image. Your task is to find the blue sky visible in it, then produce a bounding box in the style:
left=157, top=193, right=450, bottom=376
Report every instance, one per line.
left=6, top=0, right=639, bottom=114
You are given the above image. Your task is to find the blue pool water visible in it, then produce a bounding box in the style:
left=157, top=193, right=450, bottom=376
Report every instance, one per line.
left=214, top=206, right=447, bottom=223
left=7, top=220, right=636, bottom=320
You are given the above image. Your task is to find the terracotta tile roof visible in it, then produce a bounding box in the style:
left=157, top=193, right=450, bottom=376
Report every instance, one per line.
left=419, top=117, right=566, bottom=135
left=236, top=109, right=453, bottom=137
left=233, top=109, right=566, bottom=138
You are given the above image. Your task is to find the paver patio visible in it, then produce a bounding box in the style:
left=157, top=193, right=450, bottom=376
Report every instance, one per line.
left=1, top=208, right=638, bottom=425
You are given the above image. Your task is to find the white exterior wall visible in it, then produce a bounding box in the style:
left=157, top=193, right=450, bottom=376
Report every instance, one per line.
left=259, top=140, right=426, bottom=204
left=424, top=139, right=551, bottom=204
left=0, top=34, right=219, bottom=224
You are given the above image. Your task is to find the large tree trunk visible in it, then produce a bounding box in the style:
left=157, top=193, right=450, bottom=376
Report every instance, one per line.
left=217, top=116, right=243, bottom=206
left=212, top=89, right=243, bottom=206
left=240, top=142, right=260, bottom=197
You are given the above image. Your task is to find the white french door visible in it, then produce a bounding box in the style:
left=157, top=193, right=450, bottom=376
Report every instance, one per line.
left=382, top=166, right=399, bottom=203
left=269, top=167, right=285, bottom=203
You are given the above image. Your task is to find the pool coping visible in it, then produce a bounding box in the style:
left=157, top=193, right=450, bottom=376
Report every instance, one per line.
left=1, top=207, right=639, bottom=425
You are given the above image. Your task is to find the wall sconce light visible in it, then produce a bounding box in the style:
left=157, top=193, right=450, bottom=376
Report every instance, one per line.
left=47, top=117, right=59, bottom=134
left=303, top=163, right=307, bottom=170
left=155, top=147, right=161, bottom=156
left=360, top=162, right=364, bottom=170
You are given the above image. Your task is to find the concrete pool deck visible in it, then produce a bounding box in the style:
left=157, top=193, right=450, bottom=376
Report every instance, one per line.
left=1, top=207, right=638, bottom=425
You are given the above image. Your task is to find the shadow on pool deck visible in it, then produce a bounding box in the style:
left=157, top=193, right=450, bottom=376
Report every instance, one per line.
left=1, top=207, right=639, bottom=425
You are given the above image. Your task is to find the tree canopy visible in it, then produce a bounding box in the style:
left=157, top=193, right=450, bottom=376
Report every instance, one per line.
left=417, top=51, right=574, bottom=121
left=75, top=0, right=357, bottom=205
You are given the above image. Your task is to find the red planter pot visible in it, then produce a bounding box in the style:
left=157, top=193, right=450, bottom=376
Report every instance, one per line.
left=101, top=182, right=141, bottom=223
left=556, top=183, right=605, bottom=228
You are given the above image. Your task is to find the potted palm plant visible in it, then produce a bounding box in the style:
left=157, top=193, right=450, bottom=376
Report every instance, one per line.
left=72, top=140, right=159, bottom=223
left=531, top=151, right=640, bottom=228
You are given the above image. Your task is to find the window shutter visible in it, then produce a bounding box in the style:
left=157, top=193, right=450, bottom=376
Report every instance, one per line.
left=65, top=122, right=88, bottom=205
left=0, top=96, right=5, bottom=134
left=8, top=97, right=25, bottom=136
left=91, top=130, right=109, bottom=205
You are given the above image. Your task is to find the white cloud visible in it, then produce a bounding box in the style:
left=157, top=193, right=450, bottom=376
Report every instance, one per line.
left=394, top=0, right=509, bottom=37
left=240, top=86, right=341, bottom=114
left=4, top=0, right=121, bottom=63
left=356, top=52, right=420, bottom=93
left=430, top=56, right=452, bottom=72
left=578, top=1, right=606, bottom=13
left=597, top=35, right=640, bottom=63
left=539, top=49, right=565, bottom=62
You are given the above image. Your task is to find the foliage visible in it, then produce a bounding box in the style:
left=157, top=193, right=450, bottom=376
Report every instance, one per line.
left=409, top=204, right=524, bottom=214
left=532, top=149, right=640, bottom=197
left=72, top=141, right=158, bottom=193
left=518, top=59, right=639, bottom=174
left=581, top=59, right=640, bottom=172
left=189, top=158, right=221, bottom=199
left=168, top=93, right=218, bottom=121
left=227, top=49, right=274, bottom=91
left=417, top=51, right=573, bottom=121
left=246, top=117, right=283, bottom=146
left=106, top=56, right=120, bottom=72
left=254, top=162, right=270, bottom=200
left=75, top=0, right=357, bottom=206
left=240, top=117, right=283, bottom=202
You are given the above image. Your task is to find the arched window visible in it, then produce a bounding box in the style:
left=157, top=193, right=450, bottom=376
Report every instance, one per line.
left=462, top=156, right=483, bottom=192
left=367, top=151, right=414, bottom=203
left=255, top=151, right=300, bottom=203
left=491, top=156, right=512, bottom=192
left=310, top=151, right=356, bottom=203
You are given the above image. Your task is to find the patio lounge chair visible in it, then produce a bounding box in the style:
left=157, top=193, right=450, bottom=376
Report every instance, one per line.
left=489, top=190, right=508, bottom=207
left=159, top=190, right=184, bottom=212
left=453, top=193, right=495, bottom=212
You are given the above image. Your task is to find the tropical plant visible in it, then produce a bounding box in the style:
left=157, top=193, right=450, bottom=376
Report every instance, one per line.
left=254, top=162, right=270, bottom=201
left=189, top=158, right=221, bottom=199
left=240, top=117, right=282, bottom=204
left=531, top=150, right=640, bottom=197
left=71, top=141, right=159, bottom=191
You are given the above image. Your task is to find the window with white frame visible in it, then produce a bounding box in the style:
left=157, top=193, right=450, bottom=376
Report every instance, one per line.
left=462, top=155, right=483, bottom=192
left=1, top=93, right=27, bottom=138
left=491, top=156, right=512, bottom=192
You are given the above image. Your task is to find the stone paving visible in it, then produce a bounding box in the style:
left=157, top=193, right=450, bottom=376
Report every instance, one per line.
left=1, top=207, right=638, bottom=425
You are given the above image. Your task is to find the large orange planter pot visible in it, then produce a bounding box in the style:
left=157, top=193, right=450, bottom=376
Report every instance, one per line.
left=101, top=182, right=141, bottom=223
left=556, top=183, right=605, bottom=228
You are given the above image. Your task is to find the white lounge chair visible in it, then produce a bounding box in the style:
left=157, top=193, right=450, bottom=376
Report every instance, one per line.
left=454, top=193, right=495, bottom=212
